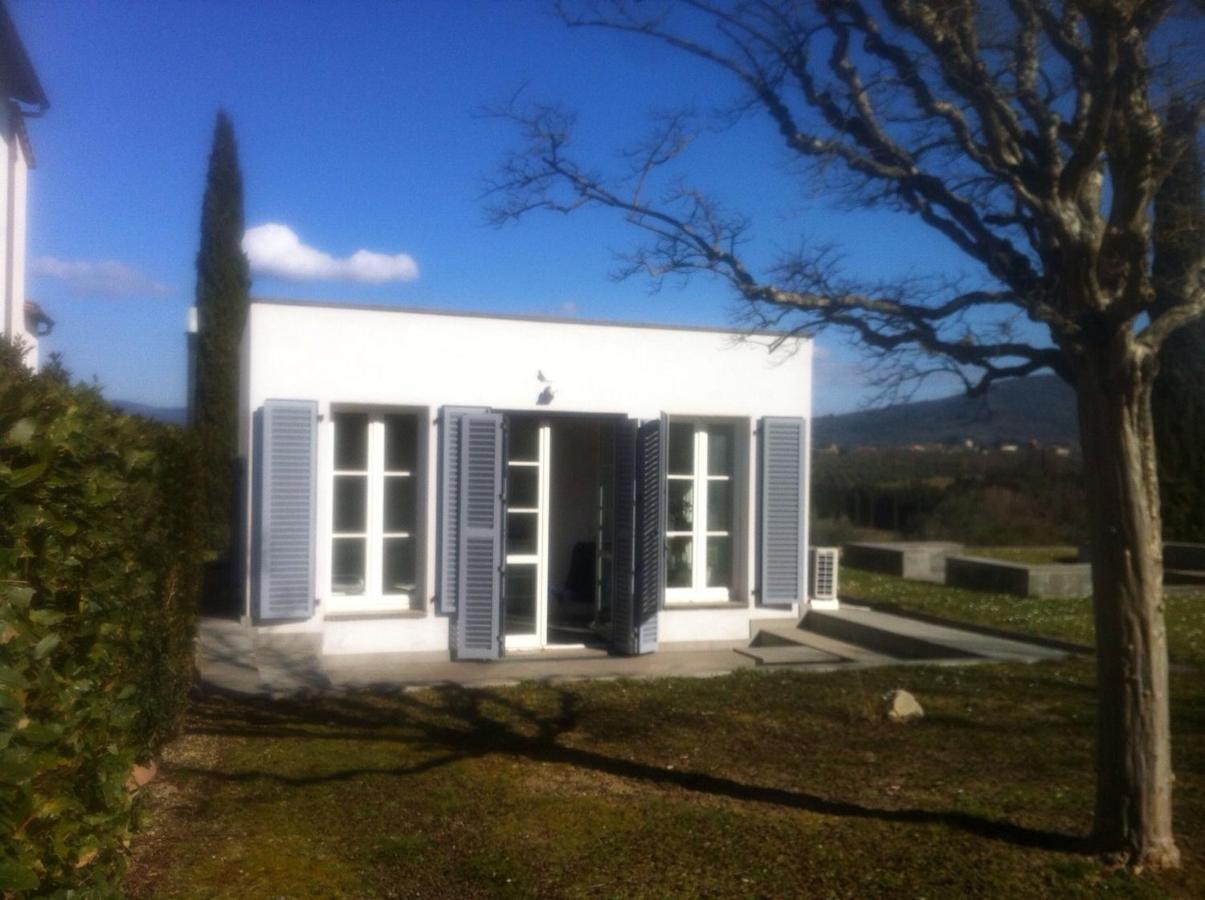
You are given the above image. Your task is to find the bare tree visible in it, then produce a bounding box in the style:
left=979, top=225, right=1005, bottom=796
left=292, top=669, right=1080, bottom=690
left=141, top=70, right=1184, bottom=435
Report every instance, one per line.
left=488, top=0, right=1205, bottom=868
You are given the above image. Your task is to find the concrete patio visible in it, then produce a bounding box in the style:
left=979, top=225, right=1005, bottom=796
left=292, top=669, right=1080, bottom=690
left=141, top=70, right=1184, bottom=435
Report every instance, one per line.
left=196, top=604, right=1080, bottom=698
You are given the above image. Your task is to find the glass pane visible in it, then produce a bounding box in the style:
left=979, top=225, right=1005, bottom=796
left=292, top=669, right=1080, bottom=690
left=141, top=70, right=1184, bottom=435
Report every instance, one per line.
left=667, top=536, right=693, bottom=588
left=333, top=412, right=368, bottom=470
left=706, top=537, right=731, bottom=588
left=668, top=422, right=694, bottom=475
left=667, top=480, right=694, bottom=531
left=707, top=479, right=731, bottom=532
left=509, top=417, right=539, bottom=462
left=707, top=425, right=734, bottom=476
left=332, top=538, right=366, bottom=594
left=333, top=476, right=367, bottom=532
left=507, top=511, right=538, bottom=555
left=383, top=476, right=415, bottom=532
left=384, top=414, right=417, bottom=472
left=382, top=537, right=416, bottom=595
left=508, top=465, right=538, bottom=509
left=505, top=565, right=537, bottom=636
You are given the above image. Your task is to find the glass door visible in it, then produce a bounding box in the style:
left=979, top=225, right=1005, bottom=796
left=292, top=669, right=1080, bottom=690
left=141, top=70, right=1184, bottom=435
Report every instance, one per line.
left=504, top=417, right=549, bottom=650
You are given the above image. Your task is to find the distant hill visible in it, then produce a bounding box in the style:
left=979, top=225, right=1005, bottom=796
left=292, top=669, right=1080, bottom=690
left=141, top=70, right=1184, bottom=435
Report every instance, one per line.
left=813, top=374, right=1077, bottom=448
left=113, top=400, right=187, bottom=425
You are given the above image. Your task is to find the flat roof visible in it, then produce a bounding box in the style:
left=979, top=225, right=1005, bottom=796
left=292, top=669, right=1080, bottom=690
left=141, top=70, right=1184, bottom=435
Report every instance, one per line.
left=252, top=296, right=806, bottom=340
left=0, top=3, right=48, bottom=109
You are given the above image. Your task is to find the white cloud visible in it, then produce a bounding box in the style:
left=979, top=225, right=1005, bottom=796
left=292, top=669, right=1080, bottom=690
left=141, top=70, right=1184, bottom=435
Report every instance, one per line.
left=559, top=300, right=578, bottom=315
left=242, top=223, right=419, bottom=284
left=31, top=256, right=172, bottom=297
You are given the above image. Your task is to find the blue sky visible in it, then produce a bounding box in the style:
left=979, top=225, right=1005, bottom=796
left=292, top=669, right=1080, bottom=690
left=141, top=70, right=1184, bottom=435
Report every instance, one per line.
left=15, top=0, right=984, bottom=414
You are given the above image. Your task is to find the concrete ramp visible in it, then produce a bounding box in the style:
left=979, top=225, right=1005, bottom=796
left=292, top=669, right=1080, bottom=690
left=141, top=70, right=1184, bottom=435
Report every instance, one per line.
left=745, top=606, right=1070, bottom=669
left=804, top=607, right=1068, bottom=662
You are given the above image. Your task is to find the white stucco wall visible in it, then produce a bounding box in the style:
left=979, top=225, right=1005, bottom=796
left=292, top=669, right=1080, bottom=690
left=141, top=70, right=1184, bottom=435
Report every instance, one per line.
left=0, top=105, right=10, bottom=341
left=0, top=108, right=36, bottom=369
left=245, top=300, right=812, bottom=419
left=240, top=299, right=813, bottom=654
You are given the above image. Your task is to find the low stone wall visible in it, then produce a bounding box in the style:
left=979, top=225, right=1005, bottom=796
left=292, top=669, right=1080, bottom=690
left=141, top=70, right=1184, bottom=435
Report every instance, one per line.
left=1079, top=542, right=1205, bottom=587
left=842, top=542, right=964, bottom=583
left=945, top=555, right=1092, bottom=598
left=1164, top=542, right=1205, bottom=572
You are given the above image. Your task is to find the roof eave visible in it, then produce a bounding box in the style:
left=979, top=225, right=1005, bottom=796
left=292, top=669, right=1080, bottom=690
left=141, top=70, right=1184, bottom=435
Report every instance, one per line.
left=0, top=2, right=48, bottom=111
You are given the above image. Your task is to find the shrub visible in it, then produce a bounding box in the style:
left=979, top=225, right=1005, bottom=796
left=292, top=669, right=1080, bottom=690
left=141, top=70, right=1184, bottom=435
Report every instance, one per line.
left=919, top=481, right=1086, bottom=546
left=812, top=448, right=1085, bottom=545
left=0, top=342, right=204, bottom=895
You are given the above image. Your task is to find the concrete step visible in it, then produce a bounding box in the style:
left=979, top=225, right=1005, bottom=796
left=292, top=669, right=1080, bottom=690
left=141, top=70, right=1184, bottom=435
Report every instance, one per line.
left=1165, top=568, right=1205, bottom=587
left=786, top=628, right=897, bottom=665
left=751, top=620, right=894, bottom=665
left=734, top=644, right=845, bottom=666
left=802, top=608, right=976, bottom=661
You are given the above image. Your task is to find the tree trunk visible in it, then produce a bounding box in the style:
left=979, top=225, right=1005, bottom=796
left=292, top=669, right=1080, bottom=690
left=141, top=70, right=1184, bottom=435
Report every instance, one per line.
left=1076, top=344, right=1180, bottom=868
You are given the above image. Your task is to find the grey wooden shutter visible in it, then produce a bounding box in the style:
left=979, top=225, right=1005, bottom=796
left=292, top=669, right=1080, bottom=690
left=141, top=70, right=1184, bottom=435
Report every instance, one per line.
left=254, top=399, right=318, bottom=621
left=454, top=412, right=504, bottom=660
left=437, top=407, right=486, bottom=614
left=759, top=416, right=806, bottom=605
left=612, top=417, right=663, bottom=655
left=610, top=418, right=638, bottom=654
left=632, top=416, right=666, bottom=653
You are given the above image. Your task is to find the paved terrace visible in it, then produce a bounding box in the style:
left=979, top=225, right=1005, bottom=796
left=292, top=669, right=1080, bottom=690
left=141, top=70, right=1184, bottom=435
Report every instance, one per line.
left=197, top=606, right=1081, bottom=698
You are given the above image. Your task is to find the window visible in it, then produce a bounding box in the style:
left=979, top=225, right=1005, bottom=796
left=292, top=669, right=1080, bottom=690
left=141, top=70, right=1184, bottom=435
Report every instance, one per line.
left=331, top=411, right=420, bottom=611
left=666, top=421, right=734, bottom=602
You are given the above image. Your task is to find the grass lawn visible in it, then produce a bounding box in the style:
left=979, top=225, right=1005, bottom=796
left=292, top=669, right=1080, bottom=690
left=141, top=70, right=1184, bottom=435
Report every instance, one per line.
left=126, top=667, right=1205, bottom=897
left=125, top=569, right=1205, bottom=897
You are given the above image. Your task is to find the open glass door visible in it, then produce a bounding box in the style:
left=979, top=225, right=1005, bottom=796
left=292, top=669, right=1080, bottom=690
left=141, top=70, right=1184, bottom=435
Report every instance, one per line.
left=504, top=417, right=549, bottom=650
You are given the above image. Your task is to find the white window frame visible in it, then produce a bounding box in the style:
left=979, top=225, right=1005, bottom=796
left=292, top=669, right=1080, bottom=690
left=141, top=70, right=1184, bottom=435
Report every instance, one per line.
left=503, top=422, right=550, bottom=649
left=666, top=421, right=734, bottom=604
left=329, top=411, right=419, bottom=615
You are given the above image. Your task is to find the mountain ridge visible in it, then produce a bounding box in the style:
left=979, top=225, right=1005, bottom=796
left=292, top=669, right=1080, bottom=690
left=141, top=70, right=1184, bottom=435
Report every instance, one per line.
left=112, top=400, right=187, bottom=425
left=813, top=374, right=1077, bottom=448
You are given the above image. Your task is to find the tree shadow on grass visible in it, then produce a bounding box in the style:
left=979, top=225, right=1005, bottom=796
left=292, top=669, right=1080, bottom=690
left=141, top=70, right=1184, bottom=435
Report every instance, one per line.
left=169, top=683, right=1089, bottom=856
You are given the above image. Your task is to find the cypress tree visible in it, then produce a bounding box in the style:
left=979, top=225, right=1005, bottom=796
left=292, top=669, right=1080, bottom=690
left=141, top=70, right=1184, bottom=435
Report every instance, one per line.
left=193, top=110, right=250, bottom=553
left=1151, top=101, right=1205, bottom=543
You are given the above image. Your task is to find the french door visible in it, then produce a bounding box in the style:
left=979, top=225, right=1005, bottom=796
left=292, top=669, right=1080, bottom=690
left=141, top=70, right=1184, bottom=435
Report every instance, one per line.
left=503, top=419, right=550, bottom=649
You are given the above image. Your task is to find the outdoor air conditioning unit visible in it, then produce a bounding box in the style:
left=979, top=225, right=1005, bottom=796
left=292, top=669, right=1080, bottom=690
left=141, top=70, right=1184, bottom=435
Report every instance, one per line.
left=809, top=547, right=840, bottom=609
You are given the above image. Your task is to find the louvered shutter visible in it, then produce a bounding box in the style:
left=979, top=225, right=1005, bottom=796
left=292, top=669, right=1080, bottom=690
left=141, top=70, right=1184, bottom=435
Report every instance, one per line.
left=437, top=407, right=487, bottom=614
left=759, top=416, right=806, bottom=606
left=633, top=416, right=666, bottom=653
left=254, top=399, right=318, bottom=620
left=610, top=419, right=638, bottom=654
left=454, top=412, right=504, bottom=660
left=612, top=417, right=663, bottom=655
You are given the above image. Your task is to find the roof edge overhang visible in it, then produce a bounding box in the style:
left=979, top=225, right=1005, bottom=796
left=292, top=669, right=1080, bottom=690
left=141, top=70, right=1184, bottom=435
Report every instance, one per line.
left=0, top=3, right=48, bottom=110
left=250, top=295, right=812, bottom=342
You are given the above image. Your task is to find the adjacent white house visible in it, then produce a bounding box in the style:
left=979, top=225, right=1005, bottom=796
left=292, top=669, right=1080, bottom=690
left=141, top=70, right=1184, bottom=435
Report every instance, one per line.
left=0, top=2, right=50, bottom=369
left=235, top=298, right=820, bottom=659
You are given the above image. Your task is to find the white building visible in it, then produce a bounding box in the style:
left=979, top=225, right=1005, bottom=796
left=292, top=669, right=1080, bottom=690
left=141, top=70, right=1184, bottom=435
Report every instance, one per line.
left=236, top=298, right=818, bottom=659
left=0, top=3, right=50, bottom=369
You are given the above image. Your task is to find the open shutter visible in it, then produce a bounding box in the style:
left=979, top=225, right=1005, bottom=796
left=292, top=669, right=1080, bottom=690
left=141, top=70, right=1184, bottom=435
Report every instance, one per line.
left=610, top=419, right=637, bottom=654
left=633, top=416, right=666, bottom=653
left=759, top=416, right=806, bottom=606
left=454, top=412, right=504, bottom=660
left=612, top=417, right=664, bottom=655
left=254, top=399, right=318, bottom=621
left=436, top=407, right=486, bottom=614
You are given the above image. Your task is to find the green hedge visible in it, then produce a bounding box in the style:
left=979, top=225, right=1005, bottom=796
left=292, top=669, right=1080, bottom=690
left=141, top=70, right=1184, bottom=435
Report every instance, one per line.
left=0, top=342, right=205, bottom=895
